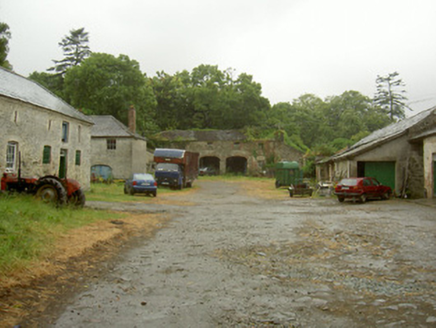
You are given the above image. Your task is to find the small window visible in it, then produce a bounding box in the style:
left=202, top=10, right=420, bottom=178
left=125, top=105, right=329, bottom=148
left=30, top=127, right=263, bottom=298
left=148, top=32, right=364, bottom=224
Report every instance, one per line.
left=78, top=125, right=81, bottom=143
left=258, top=143, right=264, bottom=150
left=43, top=146, right=51, bottom=164
left=62, top=122, right=69, bottom=142
left=75, top=150, right=81, bottom=166
left=107, top=139, right=116, bottom=150
left=6, top=142, right=17, bottom=170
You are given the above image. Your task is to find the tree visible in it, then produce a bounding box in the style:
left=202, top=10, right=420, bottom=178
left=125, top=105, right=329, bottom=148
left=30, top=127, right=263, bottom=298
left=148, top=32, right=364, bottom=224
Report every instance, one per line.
left=374, top=72, right=410, bottom=121
left=49, top=27, right=91, bottom=76
left=63, top=53, right=157, bottom=136
left=266, top=91, right=391, bottom=153
left=150, top=70, right=193, bottom=130
left=28, top=71, right=64, bottom=97
left=0, top=22, right=12, bottom=69
left=150, top=65, right=270, bottom=131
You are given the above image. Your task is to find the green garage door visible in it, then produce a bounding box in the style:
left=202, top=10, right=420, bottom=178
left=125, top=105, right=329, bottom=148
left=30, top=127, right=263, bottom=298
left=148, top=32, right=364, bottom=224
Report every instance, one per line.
left=364, top=161, right=396, bottom=191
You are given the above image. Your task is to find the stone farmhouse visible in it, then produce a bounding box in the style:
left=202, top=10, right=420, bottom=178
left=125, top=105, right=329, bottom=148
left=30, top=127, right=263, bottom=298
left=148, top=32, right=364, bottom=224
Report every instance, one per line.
left=317, top=106, right=436, bottom=198
left=155, top=130, right=304, bottom=175
left=0, top=67, right=93, bottom=189
left=90, top=107, right=148, bottom=180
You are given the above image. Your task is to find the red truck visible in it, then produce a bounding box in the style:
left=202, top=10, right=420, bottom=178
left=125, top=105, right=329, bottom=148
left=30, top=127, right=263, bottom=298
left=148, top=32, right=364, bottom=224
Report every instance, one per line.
left=153, top=148, right=199, bottom=189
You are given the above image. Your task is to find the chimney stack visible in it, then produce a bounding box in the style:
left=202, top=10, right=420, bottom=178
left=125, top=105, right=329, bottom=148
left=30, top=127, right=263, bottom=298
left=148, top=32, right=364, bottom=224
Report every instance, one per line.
left=128, top=105, right=136, bottom=134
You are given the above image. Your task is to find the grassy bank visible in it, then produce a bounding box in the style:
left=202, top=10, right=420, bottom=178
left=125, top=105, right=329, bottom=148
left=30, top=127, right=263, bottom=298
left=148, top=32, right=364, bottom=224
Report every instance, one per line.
left=86, top=181, right=185, bottom=202
left=0, top=194, right=125, bottom=276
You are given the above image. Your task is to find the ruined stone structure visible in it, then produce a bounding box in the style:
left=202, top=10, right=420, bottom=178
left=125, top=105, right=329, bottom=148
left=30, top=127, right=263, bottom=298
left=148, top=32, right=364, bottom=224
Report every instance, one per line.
left=90, top=113, right=148, bottom=180
left=318, top=106, right=436, bottom=198
left=0, top=67, right=93, bottom=189
left=155, top=130, right=304, bottom=176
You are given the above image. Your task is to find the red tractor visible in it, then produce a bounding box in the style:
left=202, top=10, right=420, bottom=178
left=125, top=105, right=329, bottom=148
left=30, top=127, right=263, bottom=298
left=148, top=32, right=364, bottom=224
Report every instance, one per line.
left=1, top=157, right=86, bottom=207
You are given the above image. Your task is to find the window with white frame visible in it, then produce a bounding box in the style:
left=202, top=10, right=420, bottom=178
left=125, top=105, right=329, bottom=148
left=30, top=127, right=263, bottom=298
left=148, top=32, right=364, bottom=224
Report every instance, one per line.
left=6, top=142, right=18, bottom=170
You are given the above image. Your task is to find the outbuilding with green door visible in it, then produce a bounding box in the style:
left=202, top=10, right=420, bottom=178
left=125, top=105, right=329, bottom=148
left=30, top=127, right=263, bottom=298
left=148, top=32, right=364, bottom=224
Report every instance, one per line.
left=319, top=106, right=436, bottom=199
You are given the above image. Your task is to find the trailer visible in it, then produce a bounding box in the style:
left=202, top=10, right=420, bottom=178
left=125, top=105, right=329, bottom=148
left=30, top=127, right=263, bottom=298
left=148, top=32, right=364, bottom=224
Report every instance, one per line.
left=274, top=161, right=313, bottom=197
left=154, top=148, right=199, bottom=189
left=274, top=161, right=301, bottom=188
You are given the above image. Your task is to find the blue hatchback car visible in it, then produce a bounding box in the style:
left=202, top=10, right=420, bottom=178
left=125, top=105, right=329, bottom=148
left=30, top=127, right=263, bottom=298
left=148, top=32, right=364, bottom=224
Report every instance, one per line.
left=124, top=173, right=157, bottom=197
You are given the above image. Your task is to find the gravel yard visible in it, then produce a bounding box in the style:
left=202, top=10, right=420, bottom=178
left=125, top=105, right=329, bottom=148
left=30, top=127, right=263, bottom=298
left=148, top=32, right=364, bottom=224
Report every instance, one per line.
left=13, top=179, right=436, bottom=327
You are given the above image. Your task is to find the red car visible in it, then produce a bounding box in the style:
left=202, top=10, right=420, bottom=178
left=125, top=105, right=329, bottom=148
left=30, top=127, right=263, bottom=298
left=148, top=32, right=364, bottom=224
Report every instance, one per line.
left=334, top=177, right=392, bottom=203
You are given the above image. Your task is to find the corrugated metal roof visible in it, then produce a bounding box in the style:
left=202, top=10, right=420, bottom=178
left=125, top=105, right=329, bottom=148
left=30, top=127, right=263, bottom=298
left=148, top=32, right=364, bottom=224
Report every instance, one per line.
left=331, top=106, right=436, bottom=160
left=90, top=115, right=147, bottom=140
left=0, top=67, right=93, bottom=124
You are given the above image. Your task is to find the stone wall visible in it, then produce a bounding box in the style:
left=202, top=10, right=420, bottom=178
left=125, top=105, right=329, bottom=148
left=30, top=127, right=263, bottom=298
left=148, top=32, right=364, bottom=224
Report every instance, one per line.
left=91, top=137, right=148, bottom=179
left=165, top=139, right=304, bottom=175
left=423, top=135, right=436, bottom=198
left=0, top=96, right=92, bottom=189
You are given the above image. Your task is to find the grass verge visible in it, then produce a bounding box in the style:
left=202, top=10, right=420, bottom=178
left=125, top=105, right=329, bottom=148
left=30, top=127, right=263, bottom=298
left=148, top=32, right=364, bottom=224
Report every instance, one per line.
left=86, top=181, right=191, bottom=202
left=0, top=193, right=125, bottom=277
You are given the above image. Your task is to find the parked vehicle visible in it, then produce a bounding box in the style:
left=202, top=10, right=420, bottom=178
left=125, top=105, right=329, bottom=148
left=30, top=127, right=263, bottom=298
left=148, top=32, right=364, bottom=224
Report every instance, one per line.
left=154, top=148, right=199, bottom=189
left=124, top=173, right=157, bottom=197
left=334, top=177, right=392, bottom=203
left=288, top=182, right=314, bottom=197
left=274, top=161, right=313, bottom=197
left=1, top=154, right=85, bottom=207
left=199, top=167, right=217, bottom=176
left=274, top=161, right=301, bottom=188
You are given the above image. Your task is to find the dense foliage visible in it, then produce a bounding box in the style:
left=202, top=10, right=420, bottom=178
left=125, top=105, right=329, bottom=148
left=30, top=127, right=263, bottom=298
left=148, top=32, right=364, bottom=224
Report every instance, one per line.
left=0, top=22, right=12, bottom=70
left=150, top=65, right=270, bottom=130
left=63, top=53, right=158, bottom=135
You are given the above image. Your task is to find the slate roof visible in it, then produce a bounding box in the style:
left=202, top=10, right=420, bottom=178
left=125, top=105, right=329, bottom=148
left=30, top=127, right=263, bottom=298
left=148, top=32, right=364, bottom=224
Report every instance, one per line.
left=0, top=67, right=93, bottom=124
left=90, top=115, right=147, bottom=140
left=331, top=106, right=436, bottom=160
left=157, top=130, right=247, bottom=142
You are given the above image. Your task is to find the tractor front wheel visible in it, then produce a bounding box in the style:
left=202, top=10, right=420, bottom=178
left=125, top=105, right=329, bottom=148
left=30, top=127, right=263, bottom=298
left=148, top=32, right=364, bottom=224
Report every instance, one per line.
left=69, top=189, right=86, bottom=207
left=35, top=178, right=67, bottom=205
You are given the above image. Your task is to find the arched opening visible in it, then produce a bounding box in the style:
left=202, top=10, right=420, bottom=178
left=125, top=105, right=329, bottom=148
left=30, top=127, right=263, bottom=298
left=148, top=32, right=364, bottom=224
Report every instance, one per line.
left=91, top=165, right=113, bottom=182
left=226, top=156, right=247, bottom=175
left=199, top=156, right=220, bottom=175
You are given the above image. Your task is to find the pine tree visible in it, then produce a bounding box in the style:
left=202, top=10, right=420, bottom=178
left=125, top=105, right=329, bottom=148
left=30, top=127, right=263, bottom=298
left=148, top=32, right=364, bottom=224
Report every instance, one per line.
left=373, top=72, right=411, bottom=121
left=49, top=27, right=91, bottom=76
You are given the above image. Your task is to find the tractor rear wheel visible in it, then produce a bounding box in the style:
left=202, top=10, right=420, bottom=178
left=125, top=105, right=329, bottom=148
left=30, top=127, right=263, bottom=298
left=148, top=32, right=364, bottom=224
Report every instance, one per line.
left=35, top=178, right=67, bottom=205
left=69, top=189, right=86, bottom=207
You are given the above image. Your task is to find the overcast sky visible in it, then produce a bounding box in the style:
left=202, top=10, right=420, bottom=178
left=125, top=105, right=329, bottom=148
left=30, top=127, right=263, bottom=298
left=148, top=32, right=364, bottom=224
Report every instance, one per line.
left=2, top=0, right=436, bottom=114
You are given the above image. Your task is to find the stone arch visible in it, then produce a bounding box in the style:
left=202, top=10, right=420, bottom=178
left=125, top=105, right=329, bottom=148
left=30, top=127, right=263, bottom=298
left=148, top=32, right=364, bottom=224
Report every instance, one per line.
left=226, top=156, right=247, bottom=174
left=200, top=156, right=220, bottom=172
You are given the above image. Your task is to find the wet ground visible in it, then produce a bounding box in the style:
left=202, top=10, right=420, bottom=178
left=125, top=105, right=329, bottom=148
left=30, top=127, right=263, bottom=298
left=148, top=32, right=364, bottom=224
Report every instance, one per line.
left=39, top=180, right=436, bottom=327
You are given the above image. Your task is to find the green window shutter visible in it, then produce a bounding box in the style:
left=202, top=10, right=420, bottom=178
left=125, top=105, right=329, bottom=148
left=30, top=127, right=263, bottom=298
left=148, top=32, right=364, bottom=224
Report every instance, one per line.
left=43, top=146, right=51, bottom=164
left=75, top=150, right=81, bottom=166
